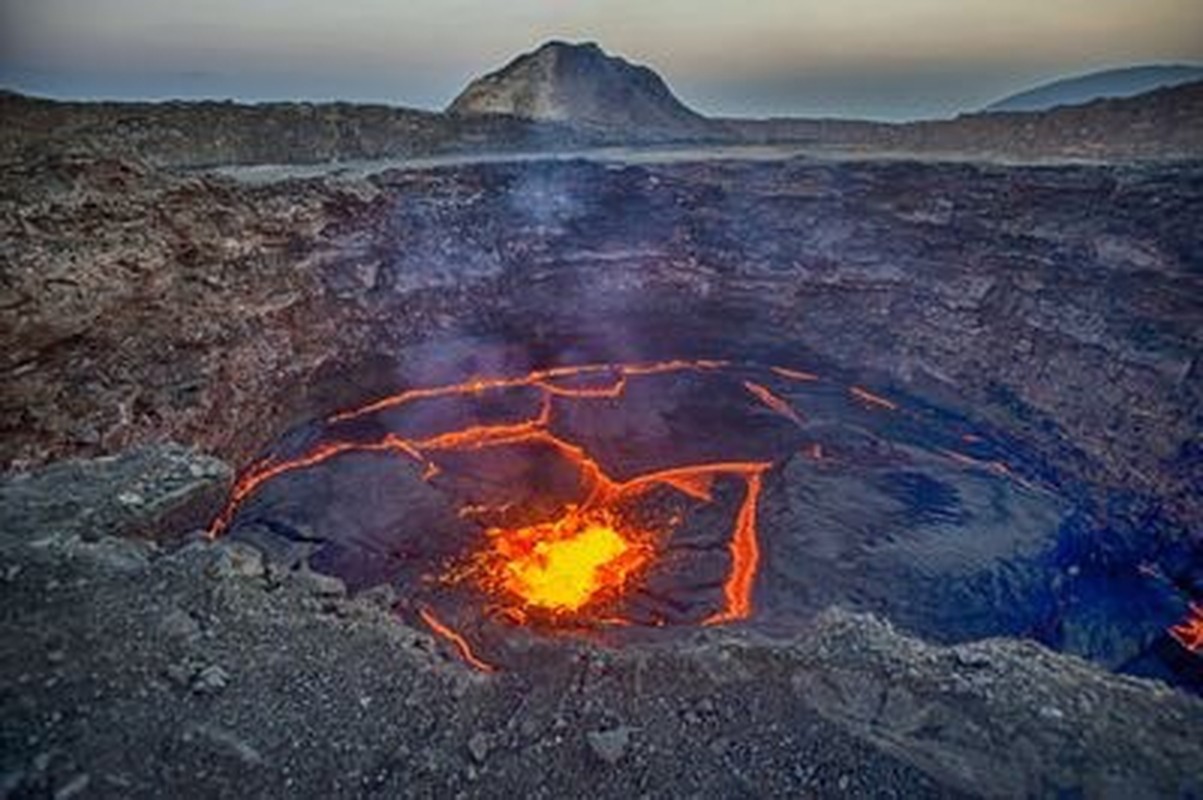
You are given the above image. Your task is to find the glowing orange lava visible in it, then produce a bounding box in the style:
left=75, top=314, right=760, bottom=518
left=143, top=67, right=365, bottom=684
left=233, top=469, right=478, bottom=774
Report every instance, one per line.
left=771, top=366, right=819, bottom=382
left=418, top=608, right=497, bottom=673
left=744, top=380, right=804, bottom=425
left=703, top=471, right=763, bottom=625
left=850, top=385, right=898, bottom=411
left=206, top=434, right=422, bottom=538
left=1169, top=603, right=1203, bottom=653
left=480, top=509, right=653, bottom=613
left=938, top=448, right=1037, bottom=492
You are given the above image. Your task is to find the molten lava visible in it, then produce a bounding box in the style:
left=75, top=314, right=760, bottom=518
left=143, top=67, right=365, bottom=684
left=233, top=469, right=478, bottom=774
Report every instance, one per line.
left=744, top=380, right=804, bottom=426
left=771, top=366, right=818, bottom=382
left=418, top=608, right=496, bottom=673
left=480, top=509, right=653, bottom=614
left=850, top=385, right=898, bottom=411
left=703, top=472, right=763, bottom=625
left=1169, top=603, right=1203, bottom=653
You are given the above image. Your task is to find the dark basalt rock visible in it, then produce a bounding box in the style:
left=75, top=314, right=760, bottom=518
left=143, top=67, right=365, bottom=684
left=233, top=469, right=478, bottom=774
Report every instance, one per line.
left=0, top=93, right=600, bottom=169
left=0, top=444, right=230, bottom=545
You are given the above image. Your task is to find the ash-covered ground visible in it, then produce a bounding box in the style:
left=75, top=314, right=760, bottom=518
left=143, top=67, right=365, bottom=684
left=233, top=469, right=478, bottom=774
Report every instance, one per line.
left=2, top=144, right=1202, bottom=797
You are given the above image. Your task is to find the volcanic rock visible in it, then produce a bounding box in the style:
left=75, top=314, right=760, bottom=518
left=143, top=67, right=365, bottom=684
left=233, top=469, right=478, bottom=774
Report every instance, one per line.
left=191, top=664, right=231, bottom=695
left=206, top=541, right=267, bottom=581
left=448, top=41, right=712, bottom=138
left=720, top=78, right=1203, bottom=160
left=0, top=443, right=231, bottom=544
left=292, top=565, right=347, bottom=599
left=159, top=607, right=202, bottom=640
left=0, top=92, right=597, bottom=168
left=586, top=726, right=631, bottom=765
left=182, top=723, right=265, bottom=767
left=466, top=731, right=491, bottom=763
left=792, top=609, right=1203, bottom=795
left=62, top=535, right=155, bottom=573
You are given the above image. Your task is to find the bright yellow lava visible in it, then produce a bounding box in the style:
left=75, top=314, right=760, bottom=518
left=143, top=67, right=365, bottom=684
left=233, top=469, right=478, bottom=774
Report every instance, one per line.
left=489, top=512, right=649, bottom=613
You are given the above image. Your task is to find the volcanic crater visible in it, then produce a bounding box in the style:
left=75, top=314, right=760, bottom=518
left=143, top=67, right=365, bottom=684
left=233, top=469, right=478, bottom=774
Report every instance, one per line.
left=121, top=154, right=1194, bottom=691
left=5, top=136, right=1203, bottom=796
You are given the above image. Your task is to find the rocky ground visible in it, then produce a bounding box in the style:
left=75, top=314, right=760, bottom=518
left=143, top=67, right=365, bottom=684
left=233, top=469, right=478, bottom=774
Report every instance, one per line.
left=2, top=446, right=1201, bottom=799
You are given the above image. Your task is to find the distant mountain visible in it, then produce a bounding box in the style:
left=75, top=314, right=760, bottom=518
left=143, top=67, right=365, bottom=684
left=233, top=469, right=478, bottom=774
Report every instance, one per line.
left=447, top=41, right=711, bottom=138
left=4, top=58, right=1201, bottom=167
left=985, top=65, right=1203, bottom=113
left=721, top=78, right=1203, bottom=161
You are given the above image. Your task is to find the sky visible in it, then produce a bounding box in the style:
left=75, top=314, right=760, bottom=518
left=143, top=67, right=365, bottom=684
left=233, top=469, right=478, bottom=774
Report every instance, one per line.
left=2, top=0, right=1201, bottom=120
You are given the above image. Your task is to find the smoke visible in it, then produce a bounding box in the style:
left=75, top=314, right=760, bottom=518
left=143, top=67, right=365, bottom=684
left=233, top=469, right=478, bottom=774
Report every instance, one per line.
left=506, top=161, right=583, bottom=231
left=373, top=155, right=805, bottom=399
left=380, top=159, right=672, bottom=380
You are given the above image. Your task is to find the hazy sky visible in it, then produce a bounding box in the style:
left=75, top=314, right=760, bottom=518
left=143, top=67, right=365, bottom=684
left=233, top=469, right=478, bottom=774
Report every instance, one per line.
left=2, top=0, right=1201, bottom=119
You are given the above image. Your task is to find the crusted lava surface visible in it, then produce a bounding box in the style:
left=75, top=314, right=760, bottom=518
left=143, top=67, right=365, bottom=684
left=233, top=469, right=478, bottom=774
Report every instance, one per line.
left=201, top=350, right=1197, bottom=689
